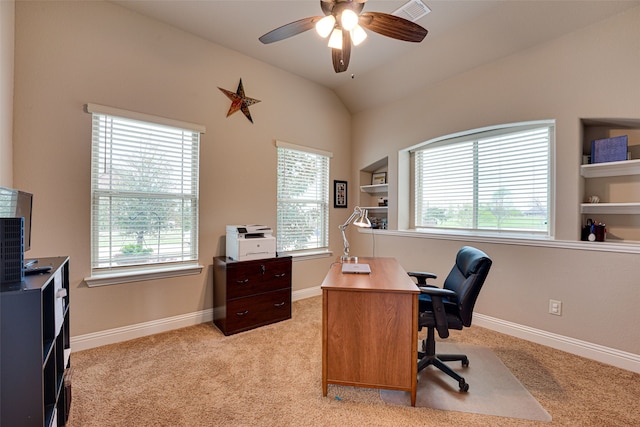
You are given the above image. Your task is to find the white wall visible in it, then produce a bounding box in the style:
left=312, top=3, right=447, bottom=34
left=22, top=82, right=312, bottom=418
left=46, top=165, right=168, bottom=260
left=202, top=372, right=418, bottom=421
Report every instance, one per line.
left=351, top=6, right=640, bottom=356
left=12, top=1, right=351, bottom=336
left=0, top=0, right=14, bottom=186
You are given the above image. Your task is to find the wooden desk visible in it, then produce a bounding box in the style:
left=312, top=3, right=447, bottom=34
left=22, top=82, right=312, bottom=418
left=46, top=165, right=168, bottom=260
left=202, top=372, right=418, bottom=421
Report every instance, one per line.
left=321, top=257, right=419, bottom=406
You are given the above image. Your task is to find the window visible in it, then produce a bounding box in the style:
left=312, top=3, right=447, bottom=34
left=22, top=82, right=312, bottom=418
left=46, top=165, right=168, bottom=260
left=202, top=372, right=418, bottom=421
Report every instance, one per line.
left=413, top=121, right=553, bottom=236
left=87, top=104, right=205, bottom=275
left=276, top=141, right=332, bottom=254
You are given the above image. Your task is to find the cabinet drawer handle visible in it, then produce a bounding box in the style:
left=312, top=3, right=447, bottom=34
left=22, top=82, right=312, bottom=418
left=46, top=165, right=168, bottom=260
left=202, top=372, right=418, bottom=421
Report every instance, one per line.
left=274, top=301, right=286, bottom=308
left=235, top=279, right=249, bottom=285
left=236, top=310, right=249, bottom=316
left=274, top=273, right=286, bottom=278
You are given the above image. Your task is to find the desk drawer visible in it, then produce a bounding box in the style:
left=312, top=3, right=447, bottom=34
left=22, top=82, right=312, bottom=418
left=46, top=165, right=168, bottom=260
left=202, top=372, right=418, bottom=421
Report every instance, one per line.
left=224, top=289, right=291, bottom=334
left=226, top=259, right=291, bottom=300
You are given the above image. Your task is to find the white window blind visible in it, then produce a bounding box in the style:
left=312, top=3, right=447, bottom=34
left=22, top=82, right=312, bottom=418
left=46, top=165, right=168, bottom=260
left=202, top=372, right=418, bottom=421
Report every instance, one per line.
left=276, top=141, right=331, bottom=253
left=414, top=123, right=552, bottom=235
left=88, top=104, right=203, bottom=272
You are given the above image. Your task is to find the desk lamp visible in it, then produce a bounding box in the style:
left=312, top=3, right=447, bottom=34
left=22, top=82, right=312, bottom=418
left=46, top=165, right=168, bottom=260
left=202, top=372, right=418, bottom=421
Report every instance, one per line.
left=339, top=206, right=371, bottom=262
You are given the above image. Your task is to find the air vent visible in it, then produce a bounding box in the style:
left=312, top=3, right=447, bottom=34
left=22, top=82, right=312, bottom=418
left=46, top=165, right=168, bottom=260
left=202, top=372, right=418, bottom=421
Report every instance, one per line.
left=392, top=0, right=431, bottom=22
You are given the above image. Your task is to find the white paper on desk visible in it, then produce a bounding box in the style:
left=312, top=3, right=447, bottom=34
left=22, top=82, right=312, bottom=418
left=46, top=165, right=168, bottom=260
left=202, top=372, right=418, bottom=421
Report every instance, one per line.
left=341, top=263, right=371, bottom=274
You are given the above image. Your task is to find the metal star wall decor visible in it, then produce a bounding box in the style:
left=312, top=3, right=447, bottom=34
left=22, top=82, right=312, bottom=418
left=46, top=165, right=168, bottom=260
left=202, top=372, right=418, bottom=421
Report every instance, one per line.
left=218, top=79, right=261, bottom=123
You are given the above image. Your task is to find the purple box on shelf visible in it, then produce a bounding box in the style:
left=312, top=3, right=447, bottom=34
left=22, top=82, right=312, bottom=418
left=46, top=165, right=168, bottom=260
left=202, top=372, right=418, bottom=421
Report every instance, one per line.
left=591, top=135, right=628, bottom=164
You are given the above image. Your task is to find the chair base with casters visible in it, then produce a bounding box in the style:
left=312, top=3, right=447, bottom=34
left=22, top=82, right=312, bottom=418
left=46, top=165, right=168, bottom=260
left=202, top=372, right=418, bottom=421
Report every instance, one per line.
left=409, top=246, right=492, bottom=393
left=417, top=315, right=470, bottom=392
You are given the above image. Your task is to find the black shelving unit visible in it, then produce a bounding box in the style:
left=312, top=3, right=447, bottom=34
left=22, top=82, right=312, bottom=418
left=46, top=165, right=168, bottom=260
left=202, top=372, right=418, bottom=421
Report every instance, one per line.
left=1, top=256, right=71, bottom=426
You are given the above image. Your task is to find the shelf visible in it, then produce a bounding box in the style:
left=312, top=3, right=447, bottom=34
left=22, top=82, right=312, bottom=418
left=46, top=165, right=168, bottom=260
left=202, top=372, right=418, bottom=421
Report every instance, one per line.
left=360, top=184, right=388, bottom=194
left=581, top=159, right=640, bottom=178
left=360, top=158, right=389, bottom=229
left=361, top=206, right=388, bottom=212
left=580, top=202, right=640, bottom=214
left=579, top=119, right=640, bottom=242
left=1, top=257, right=71, bottom=427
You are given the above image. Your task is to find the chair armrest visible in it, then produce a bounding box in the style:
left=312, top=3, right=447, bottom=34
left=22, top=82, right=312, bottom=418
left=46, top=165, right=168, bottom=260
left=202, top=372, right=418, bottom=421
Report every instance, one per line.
left=418, top=287, right=456, bottom=298
left=418, top=287, right=457, bottom=339
left=408, top=271, right=438, bottom=285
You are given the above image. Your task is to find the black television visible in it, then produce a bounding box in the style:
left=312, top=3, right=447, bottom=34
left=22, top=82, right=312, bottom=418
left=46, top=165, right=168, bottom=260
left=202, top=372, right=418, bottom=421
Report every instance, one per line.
left=0, top=185, right=33, bottom=254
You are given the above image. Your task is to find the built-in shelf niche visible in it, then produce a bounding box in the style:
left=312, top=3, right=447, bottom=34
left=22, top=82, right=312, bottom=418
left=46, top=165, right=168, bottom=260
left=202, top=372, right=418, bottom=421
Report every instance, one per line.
left=581, top=119, right=640, bottom=243
left=359, top=157, right=388, bottom=229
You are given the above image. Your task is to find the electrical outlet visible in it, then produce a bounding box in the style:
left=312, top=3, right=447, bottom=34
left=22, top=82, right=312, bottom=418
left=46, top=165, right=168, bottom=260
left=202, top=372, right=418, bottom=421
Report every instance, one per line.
left=549, top=299, right=562, bottom=316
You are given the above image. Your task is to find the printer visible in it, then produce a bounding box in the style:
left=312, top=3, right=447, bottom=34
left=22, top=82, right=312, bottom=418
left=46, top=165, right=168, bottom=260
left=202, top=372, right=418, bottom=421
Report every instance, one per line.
left=226, top=224, right=276, bottom=261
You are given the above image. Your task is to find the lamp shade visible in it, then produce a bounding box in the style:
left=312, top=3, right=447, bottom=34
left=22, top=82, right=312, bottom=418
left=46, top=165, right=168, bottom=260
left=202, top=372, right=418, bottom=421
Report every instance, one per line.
left=354, top=209, right=371, bottom=228
left=315, top=15, right=336, bottom=38
left=328, top=28, right=343, bottom=49
left=351, top=25, right=367, bottom=46
left=340, top=9, right=359, bottom=31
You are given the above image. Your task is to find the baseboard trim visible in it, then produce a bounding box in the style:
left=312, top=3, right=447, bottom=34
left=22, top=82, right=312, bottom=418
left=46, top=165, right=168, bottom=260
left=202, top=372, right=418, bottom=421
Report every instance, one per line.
left=71, top=287, right=639, bottom=374
left=71, top=309, right=214, bottom=352
left=474, top=313, right=640, bottom=374
left=71, top=286, right=323, bottom=352
left=292, top=285, right=322, bottom=300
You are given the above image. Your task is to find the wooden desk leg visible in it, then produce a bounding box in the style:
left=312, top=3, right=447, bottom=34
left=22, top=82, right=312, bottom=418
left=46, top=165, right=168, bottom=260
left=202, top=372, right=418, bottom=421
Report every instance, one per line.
left=322, top=290, right=328, bottom=396
left=411, top=294, right=418, bottom=406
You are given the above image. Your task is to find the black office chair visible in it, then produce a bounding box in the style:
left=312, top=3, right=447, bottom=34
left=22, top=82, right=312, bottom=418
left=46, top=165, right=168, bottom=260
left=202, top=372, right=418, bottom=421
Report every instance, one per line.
left=408, top=246, right=492, bottom=392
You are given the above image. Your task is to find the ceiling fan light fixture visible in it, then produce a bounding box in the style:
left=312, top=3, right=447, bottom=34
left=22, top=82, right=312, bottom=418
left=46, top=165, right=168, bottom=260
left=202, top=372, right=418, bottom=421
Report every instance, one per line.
left=351, top=25, right=367, bottom=46
left=328, top=28, right=343, bottom=49
left=259, top=0, right=429, bottom=73
left=340, top=9, right=359, bottom=31
left=315, top=15, right=336, bottom=38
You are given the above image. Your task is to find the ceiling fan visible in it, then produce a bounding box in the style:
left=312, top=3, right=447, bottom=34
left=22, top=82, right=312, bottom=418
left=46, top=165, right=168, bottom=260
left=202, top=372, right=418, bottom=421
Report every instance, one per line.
left=259, top=0, right=428, bottom=73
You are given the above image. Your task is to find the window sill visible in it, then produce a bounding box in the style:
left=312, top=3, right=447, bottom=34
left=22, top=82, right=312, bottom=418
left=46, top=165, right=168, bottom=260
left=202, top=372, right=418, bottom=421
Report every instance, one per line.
left=85, top=264, right=204, bottom=287
left=284, top=250, right=333, bottom=261
left=359, top=228, right=640, bottom=254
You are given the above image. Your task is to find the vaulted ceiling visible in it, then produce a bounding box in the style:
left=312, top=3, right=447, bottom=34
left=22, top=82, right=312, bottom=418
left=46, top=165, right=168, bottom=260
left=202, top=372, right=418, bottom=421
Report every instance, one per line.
left=112, top=1, right=639, bottom=113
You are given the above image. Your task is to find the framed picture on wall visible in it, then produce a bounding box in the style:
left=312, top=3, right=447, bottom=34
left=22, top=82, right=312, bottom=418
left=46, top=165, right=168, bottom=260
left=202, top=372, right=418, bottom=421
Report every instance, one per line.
left=372, top=172, right=387, bottom=185
left=334, top=180, right=347, bottom=208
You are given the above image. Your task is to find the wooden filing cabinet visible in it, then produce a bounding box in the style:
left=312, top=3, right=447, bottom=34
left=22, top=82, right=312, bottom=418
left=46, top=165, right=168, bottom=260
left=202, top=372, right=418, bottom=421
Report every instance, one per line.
left=213, top=256, right=292, bottom=335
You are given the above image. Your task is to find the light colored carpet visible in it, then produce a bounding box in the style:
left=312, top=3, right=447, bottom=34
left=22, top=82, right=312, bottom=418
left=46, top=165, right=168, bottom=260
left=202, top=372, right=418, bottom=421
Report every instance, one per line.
left=380, top=343, right=551, bottom=422
left=67, top=296, right=640, bottom=426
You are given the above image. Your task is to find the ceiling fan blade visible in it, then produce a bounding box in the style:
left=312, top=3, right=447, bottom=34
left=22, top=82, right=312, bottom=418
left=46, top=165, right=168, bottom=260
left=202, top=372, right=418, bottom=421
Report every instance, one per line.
left=259, top=16, right=323, bottom=44
left=359, top=12, right=428, bottom=43
left=331, top=29, right=351, bottom=73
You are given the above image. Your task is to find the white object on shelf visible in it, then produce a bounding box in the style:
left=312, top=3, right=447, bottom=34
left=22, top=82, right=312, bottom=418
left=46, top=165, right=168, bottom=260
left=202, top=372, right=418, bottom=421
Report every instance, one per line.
left=54, top=269, right=65, bottom=336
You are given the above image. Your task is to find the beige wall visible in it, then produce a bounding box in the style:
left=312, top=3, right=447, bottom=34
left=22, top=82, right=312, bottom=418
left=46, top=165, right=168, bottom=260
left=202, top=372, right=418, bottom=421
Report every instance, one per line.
left=12, top=1, right=351, bottom=336
left=0, top=0, right=14, bottom=186
left=350, top=6, right=640, bottom=354
left=9, top=0, right=640, bottom=360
